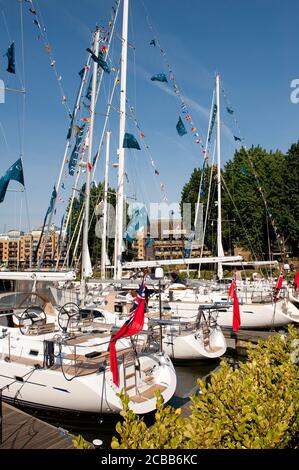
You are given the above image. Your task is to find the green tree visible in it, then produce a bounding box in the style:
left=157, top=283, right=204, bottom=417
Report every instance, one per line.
left=181, top=144, right=299, bottom=258
left=67, top=182, right=116, bottom=269
left=112, top=326, right=299, bottom=449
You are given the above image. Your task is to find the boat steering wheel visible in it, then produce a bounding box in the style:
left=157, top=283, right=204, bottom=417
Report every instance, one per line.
left=19, top=307, right=47, bottom=335
left=58, top=302, right=80, bottom=332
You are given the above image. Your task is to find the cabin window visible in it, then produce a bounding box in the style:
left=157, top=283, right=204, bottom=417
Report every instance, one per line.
left=29, top=349, right=39, bottom=356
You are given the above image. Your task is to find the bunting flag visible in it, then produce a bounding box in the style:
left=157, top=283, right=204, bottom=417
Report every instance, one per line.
left=176, top=116, right=187, bottom=136
left=226, top=107, right=234, bottom=114
left=150, top=39, right=156, bottom=46
left=228, top=276, right=241, bottom=332
left=123, top=93, right=167, bottom=201
left=69, top=124, right=85, bottom=175
left=222, top=83, right=284, bottom=256
left=24, top=2, right=72, bottom=116
left=109, top=281, right=146, bottom=386
left=5, top=43, right=15, bottom=74
left=0, top=158, right=24, bottom=203
left=146, top=20, right=206, bottom=157
left=86, top=48, right=110, bottom=73
left=151, top=73, right=168, bottom=83
left=46, top=186, right=57, bottom=216
left=208, top=104, right=217, bottom=143
left=123, top=133, right=141, bottom=150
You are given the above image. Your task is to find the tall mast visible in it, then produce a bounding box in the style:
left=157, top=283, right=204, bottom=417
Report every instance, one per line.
left=39, top=54, right=92, bottom=267
left=115, top=0, right=129, bottom=280
left=216, top=73, right=224, bottom=280
left=101, top=131, right=111, bottom=280
left=80, top=27, right=100, bottom=304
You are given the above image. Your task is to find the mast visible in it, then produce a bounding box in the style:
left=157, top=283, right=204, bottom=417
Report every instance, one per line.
left=80, top=27, right=100, bottom=305
left=39, top=55, right=92, bottom=267
left=115, top=0, right=129, bottom=280
left=101, top=131, right=111, bottom=279
left=194, top=89, right=215, bottom=230
left=216, top=73, right=224, bottom=280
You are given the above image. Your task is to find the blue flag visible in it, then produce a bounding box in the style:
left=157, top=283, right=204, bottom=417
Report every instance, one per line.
left=123, top=133, right=141, bottom=150
left=0, top=158, right=24, bottom=203
left=86, top=48, right=110, bottom=74
left=208, top=104, right=217, bottom=143
left=151, top=73, right=168, bottom=83
left=5, top=43, right=15, bottom=74
left=69, top=125, right=85, bottom=175
left=176, top=116, right=187, bottom=136
left=46, top=186, right=57, bottom=217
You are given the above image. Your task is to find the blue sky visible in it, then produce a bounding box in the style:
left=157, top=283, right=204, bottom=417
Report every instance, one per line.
left=0, top=0, right=299, bottom=232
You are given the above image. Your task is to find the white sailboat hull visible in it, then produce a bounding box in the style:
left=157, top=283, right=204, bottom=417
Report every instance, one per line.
left=0, top=328, right=176, bottom=415
left=162, top=326, right=226, bottom=360
left=161, top=298, right=299, bottom=329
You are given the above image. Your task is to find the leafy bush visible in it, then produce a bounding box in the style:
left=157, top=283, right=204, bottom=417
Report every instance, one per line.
left=72, top=434, right=92, bottom=449
left=112, top=326, right=299, bottom=449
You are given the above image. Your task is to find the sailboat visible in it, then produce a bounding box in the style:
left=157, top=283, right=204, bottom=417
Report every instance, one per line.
left=146, top=73, right=299, bottom=329
left=0, top=5, right=177, bottom=414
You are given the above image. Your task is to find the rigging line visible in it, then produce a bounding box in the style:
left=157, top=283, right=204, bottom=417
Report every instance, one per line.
left=221, top=175, right=260, bottom=262
left=194, top=89, right=215, bottom=231
left=1, top=10, right=24, bottom=91
left=29, top=0, right=71, bottom=117
left=19, top=0, right=27, bottom=169
left=221, top=83, right=283, bottom=259
left=62, top=204, right=85, bottom=270
left=129, top=4, right=137, bottom=119
left=0, top=121, right=9, bottom=150
left=122, top=91, right=168, bottom=202
left=140, top=0, right=207, bottom=155
left=199, top=141, right=216, bottom=273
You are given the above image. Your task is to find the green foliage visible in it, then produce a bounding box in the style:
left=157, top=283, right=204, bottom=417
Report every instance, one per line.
left=181, top=143, right=299, bottom=257
left=112, top=326, right=299, bottom=449
left=111, top=391, right=188, bottom=449
left=72, top=434, right=92, bottom=449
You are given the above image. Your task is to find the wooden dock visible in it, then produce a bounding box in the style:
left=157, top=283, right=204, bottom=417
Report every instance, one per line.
left=0, top=402, right=76, bottom=449
left=222, top=329, right=278, bottom=355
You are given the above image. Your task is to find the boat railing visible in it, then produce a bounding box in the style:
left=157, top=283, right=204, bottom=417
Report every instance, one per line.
left=238, top=286, right=288, bottom=304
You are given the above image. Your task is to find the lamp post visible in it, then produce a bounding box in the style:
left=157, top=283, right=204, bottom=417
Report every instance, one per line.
left=155, top=267, right=164, bottom=353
